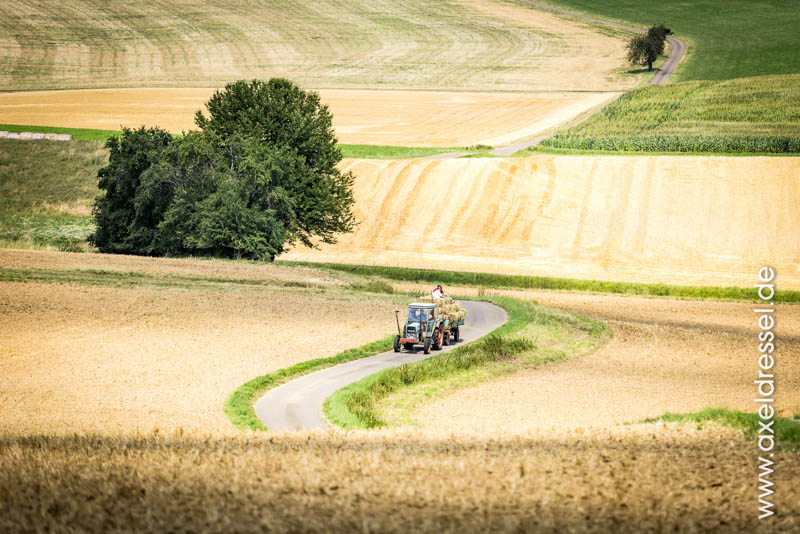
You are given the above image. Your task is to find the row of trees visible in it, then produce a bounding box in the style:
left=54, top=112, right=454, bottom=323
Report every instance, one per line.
left=90, top=79, right=355, bottom=261
left=627, top=24, right=671, bottom=71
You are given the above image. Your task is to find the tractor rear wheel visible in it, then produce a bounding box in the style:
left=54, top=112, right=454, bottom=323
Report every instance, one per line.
left=393, top=335, right=400, bottom=353
left=433, top=328, right=444, bottom=350
left=424, top=337, right=432, bottom=354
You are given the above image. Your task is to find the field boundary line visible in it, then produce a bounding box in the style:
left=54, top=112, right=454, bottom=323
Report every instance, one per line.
left=489, top=0, right=687, bottom=155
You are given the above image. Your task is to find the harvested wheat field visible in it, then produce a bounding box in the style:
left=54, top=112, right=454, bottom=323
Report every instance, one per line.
left=0, top=252, right=399, bottom=435
left=284, top=155, right=800, bottom=289
left=1, top=427, right=798, bottom=533
left=411, top=289, right=800, bottom=432
left=0, top=88, right=620, bottom=147
left=1, top=252, right=798, bottom=531
left=0, top=0, right=637, bottom=92
left=0, top=248, right=345, bottom=285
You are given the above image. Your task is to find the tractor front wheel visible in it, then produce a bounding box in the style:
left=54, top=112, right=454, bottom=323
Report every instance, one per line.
left=393, top=335, right=400, bottom=353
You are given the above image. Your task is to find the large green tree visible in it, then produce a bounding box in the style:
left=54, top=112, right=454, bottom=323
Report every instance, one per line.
left=89, top=126, right=173, bottom=254
left=90, top=78, right=356, bottom=261
left=196, top=78, right=354, bottom=248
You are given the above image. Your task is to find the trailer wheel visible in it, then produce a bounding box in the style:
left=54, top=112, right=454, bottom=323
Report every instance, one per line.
left=393, top=335, right=400, bottom=353
left=424, top=337, right=431, bottom=354
left=443, top=331, right=450, bottom=346
left=453, top=326, right=460, bottom=342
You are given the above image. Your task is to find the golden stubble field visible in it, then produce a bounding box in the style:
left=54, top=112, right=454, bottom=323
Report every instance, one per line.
left=403, top=287, right=800, bottom=432
left=0, top=250, right=398, bottom=435
left=284, top=154, right=800, bottom=289
left=1, top=251, right=798, bottom=532
left=2, top=426, right=798, bottom=533
left=0, top=88, right=620, bottom=147
left=0, top=0, right=637, bottom=92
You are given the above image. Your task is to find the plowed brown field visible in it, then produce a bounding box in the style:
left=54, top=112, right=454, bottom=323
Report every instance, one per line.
left=0, top=88, right=619, bottom=147
left=283, top=155, right=800, bottom=289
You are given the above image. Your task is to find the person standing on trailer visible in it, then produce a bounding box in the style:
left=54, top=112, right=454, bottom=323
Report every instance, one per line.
left=432, top=284, right=445, bottom=298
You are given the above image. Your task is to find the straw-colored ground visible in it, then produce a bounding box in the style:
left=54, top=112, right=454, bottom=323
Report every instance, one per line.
left=0, top=250, right=398, bottom=435
left=2, top=252, right=798, bottom=531
left=411, top=289, right=800, bottom=432
left=2, top=426, right=798, bottom=533
left=0, top=0, right=637, bottom=92
left=284, top=154, right=800, bottom=289
left=0, top=248, right=342, bottom=284
left=0, top=88, right=620, bottom=147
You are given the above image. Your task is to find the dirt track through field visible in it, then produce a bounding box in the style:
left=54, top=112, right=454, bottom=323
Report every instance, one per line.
left=410, top=289, right=800, bottom=432
left=283, top=154, right=800, bottom=290
left=0, top=88, right=619, bottom=147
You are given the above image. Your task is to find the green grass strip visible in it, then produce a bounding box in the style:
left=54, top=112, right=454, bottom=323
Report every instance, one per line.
left=0, top=124, right=486, bottom=159
left=277, top=261, right=800, bottom=303
left=0, top=124, right=121, bottom=142
left=324, top=296, right=535, bottom=429
left=224, top=336, right=394, bottom=430
left=0, top=266, right=323, bottom=290
left=643, top=408, right=800, bottom=451
left=338, top=144, right=480, bottom=159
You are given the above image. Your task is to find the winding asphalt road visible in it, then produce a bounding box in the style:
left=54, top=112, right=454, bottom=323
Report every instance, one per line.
left=485, top=0, right=688, bottom=156
left=255, top=300, right=507, bottom=430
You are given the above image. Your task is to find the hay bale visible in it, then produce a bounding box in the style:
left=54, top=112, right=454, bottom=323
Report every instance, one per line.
left=56, top=134, right=73, bottom=142
left=44, top=133, right=58, bottom=141
left=0, top=131, right=8, bottom=138
left=19, top=132, right=34, bottom=140
left=31, top=133, right=45, bottom=140
left=7, top=132, right=19, bottom=139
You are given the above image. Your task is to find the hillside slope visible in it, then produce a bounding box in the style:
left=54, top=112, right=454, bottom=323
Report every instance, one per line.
left=528, top=0, right=800, bottom=81
left=0, top=0, right=637, bottom=92
left=541, top=74, right=800, bottom=153
left=282, top=155, right=800, bottom=289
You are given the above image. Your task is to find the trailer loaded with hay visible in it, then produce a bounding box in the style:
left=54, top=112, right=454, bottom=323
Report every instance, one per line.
left=393, top=296, right=467, bottom=354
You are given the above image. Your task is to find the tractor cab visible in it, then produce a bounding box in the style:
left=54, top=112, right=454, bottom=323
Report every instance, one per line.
left=398, top=303, right=437, bottom=352
left=407, top=303, right=435, bottom=323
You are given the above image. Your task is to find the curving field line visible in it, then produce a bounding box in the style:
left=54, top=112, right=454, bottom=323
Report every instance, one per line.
left=490, top=0, right=687, bottom=155
left=254, top=300, right=506, bottom=430
left=283, top=155, right=800, bottom=290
